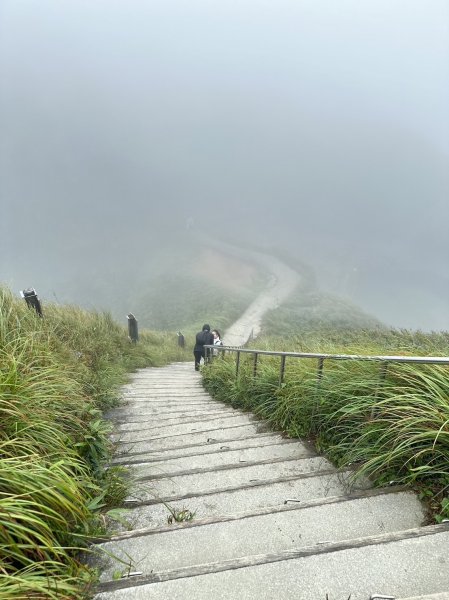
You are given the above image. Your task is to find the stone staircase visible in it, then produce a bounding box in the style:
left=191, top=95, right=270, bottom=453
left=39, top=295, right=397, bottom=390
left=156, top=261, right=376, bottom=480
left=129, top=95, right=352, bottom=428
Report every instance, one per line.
left=92, top=362, right=449, bottom=600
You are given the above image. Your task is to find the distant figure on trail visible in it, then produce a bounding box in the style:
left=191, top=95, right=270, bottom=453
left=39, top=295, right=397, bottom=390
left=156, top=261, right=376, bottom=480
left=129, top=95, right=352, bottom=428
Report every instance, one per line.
left=127, top=313, right=138, bottom=343
left=212, top=329, right=223, bottom=356
left=177, top=331, right=185, bottom=348
left=193, top=324, right=214, bottom=371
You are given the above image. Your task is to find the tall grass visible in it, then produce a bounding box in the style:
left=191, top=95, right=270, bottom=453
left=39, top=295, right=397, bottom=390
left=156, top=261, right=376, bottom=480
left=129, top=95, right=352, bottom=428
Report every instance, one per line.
left=203, top=330, right=449, bottom=520
left=0, top=286, right=186, bottom=598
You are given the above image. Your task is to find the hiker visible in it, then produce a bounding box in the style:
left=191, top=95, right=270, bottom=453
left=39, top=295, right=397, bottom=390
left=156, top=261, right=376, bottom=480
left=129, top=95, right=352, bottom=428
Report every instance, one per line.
left=193, top=324, right=214, bottom=371
left=212, top=329, right=224, bottom=356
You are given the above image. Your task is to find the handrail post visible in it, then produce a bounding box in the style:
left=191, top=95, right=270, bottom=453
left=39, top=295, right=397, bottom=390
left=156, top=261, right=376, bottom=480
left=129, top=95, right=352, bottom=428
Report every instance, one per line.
left=371, top=361, right=389, bottom=419
left=236, top=350, right=241, bottom=378
left=317, top=357, right=324, bottom=386
left=374, top=361, right=389, bottom=398
left=379, top=361, right=389, bottom=383
left=253, top=352, right=258, bottom=377
left=311, top=357, right=325, bottom=432
left=279, top=355, right=286, bottom=387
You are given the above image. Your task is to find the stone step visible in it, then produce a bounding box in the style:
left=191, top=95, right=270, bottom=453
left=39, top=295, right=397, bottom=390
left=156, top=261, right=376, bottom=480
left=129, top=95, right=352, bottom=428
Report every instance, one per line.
left=129, top=455, right=334, bottom=499
left=121, top=468, right=368, bottom=527
left=114, top=440, right=313, bottom=471
left=110, top=407, right=237, bottom=423
left=121, top=385, right=209, bottom=390
left=94, top=525, right=449, bottom=599
left=115, top=423, right=272, bottom=454
left=95, top=489, right=426, bottom=583
left=120, top=384, right=208, bottom=393
left=399, top=594, right=449, bottom=600
left=113, top=411, right=249, bottom=431
left=111, top=402, right=226, bottom=416
left=119, top=396, right=213, bottom=404
left=111, top=414, right=259, bottom=441
left=125, top=369, right=196, bottom=380
left=111, top=434, right=297, bottom=464
left=123, top=372, right=200, bottom=381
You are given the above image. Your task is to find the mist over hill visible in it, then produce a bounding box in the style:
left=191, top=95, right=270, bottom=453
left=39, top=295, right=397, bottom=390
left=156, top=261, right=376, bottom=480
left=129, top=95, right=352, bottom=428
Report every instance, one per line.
left=1, top=0, right=448, bottom=332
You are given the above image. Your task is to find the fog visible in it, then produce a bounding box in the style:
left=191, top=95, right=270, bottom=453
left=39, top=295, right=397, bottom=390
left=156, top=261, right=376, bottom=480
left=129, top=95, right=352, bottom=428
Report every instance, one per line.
left=1, top=0, right=448, bottom=331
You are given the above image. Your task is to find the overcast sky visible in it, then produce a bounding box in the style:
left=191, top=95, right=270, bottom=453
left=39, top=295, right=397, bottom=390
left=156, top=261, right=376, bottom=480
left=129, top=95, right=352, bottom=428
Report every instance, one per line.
left=1, top=0, right=448, bottom=330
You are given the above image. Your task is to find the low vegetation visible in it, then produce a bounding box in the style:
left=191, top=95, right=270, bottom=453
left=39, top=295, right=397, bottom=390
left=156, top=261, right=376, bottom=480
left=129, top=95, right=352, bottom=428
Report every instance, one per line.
left=2, top=255, right=448, bottom=597
left=0, top=286, right=186, bottom=599
left=100, top=237, right=269, bottom=335
left=202, top=327, right=449, bottom=522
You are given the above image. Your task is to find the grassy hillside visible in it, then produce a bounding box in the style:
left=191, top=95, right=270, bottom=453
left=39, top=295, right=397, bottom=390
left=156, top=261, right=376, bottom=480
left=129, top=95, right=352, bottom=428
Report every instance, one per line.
left=51, top=237, right=269, bottom=335
left=128, top=243, right=269, bottom=333
left=262, top=286, right=383, bottom=338
left=0, top=286, right=187, bottom=599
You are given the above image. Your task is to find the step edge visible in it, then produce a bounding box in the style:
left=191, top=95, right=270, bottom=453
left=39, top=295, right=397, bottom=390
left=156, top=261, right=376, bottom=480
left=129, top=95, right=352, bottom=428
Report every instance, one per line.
left=92, top=484, right=411, bottom=544
left=96, top=523, right=449, bottom=593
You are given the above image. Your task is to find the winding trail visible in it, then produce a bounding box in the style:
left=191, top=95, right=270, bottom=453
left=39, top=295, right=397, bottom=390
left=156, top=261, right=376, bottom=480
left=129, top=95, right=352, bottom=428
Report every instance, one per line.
left=207, top=242, right=301, bottom=346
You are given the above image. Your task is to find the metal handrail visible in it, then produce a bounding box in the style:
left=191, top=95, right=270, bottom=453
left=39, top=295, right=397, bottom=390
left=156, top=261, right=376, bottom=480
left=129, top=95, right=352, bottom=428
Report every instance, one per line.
left=204, top=345, right=449, bottom=387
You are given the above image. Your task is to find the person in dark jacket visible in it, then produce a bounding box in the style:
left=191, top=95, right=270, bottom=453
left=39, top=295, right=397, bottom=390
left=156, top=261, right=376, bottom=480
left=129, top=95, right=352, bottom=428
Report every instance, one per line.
left=193, top=324, right=214, bottom=371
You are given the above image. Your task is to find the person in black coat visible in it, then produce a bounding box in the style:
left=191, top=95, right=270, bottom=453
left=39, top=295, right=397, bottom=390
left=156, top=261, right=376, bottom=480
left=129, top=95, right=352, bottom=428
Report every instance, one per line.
left=193, top=324, right=214, bottom=371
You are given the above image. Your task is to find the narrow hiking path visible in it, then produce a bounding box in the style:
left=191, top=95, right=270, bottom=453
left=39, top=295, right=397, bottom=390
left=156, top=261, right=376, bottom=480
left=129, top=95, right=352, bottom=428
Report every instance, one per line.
left=92, top=363, right=449, bottom=600
left=210, top=241, right=301, bottom=347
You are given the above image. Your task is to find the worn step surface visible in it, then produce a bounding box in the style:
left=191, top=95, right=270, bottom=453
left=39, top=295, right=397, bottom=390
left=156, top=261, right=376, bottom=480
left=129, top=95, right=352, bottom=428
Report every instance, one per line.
left=95, top=489, right=426, bottom=580
left=92, top=362, right=448, bottom=599
left=111, top=432, right=296, bottom=464
left=95, top=527, right=449, bottom=599
left=113, top=421, right=271, bottom=454
left=114, top=439, right=314, bottom=473
left=129, top=455, right=334, bottom=498
left=111, top=413, right=260, bottom=442
left=400, top=595, right=449, bottom=600
left=118, top=468, right=369, bottom=528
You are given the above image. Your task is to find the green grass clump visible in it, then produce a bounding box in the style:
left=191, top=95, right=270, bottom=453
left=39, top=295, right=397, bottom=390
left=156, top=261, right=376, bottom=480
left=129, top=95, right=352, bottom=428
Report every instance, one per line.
left=0, top=286, right=186, bottom=598
left=203, top=329, right=449, bottom=521
left=261, top=286, right=383, bottom=337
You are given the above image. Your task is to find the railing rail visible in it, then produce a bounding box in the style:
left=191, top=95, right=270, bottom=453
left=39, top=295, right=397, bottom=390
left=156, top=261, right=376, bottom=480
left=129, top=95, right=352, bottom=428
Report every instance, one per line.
left=205, top=345, right=449, bottom=387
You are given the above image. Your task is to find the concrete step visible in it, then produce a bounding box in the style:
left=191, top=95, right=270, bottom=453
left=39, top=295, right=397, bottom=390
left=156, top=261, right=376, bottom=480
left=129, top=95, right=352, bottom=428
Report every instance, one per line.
left=108, top=404, right=229, bottom=420
left=113, top=412, right=251, bottom=432
left=121, top=468, right=368, bottom=527
left=95, top=489, right=426, bottom=582
left=128, top=455, right=334, bottom=499
left=399, top=594, right=449, bottom=600
left=118, top=396, right=214, bottom=405
left=111, top=434, right=299, bottom=464
left=110, top=407, right=238, bottom=423
left=94, top=525, right=449, bottom=599
left=111, top=414, right=259, bottom=441
left=114, top=440, right=314, bottom=472
left=114, top=423, right=272, bottom=454
left=121, top=391, right=206, bottom=396
left=122, top=384, right=207, bottom=395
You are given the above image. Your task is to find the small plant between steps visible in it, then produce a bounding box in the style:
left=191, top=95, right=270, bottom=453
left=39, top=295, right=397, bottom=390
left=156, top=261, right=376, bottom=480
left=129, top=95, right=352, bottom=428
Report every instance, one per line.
left=162, top=501, right=197, bottom=524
